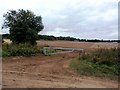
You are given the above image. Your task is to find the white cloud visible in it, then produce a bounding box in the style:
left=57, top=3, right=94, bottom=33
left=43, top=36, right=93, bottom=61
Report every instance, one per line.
left=0, top=0, right=118, bottom=40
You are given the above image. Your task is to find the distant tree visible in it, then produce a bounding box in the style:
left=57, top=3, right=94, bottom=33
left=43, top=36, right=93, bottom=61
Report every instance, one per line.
left=2, top=9, right=44, bottom=45
left=2, top=34, right=10, bottom=39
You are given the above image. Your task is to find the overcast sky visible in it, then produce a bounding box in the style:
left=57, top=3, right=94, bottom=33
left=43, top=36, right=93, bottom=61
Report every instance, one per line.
left=0, top=0, right=118, bottom=40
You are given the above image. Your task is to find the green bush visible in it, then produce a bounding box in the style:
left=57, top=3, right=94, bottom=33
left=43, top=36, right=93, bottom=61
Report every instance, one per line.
left=80, top=48, right=119, bottom=66
left=2, top=51, right=10, bottom=57
left=70, top=48, right=119, bottom=80
left=2, top=43, right=40, bottom=57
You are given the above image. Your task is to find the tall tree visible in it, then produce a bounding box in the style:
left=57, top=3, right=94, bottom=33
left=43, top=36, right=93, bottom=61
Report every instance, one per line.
left=2, top=9, right=44, bottom=45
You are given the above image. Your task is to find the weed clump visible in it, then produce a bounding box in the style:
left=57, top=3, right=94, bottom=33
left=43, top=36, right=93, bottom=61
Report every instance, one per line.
left=70, top=48, right=119, bottom=80
left=2, top=43, right=41, bottom=57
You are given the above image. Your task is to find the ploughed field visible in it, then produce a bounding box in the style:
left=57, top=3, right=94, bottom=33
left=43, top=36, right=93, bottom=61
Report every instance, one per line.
left=2, top=40, right=118, bottom=88
left=37, top=40, right=118, bottom=52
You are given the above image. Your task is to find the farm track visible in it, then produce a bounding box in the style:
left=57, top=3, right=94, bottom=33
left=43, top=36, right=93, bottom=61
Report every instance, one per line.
left=2, top=54, right=118, bottom=88
left=2, top=41, right=118, bottom=88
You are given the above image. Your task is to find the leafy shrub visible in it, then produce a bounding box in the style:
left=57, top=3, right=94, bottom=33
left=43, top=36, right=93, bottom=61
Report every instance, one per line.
left=2, top=43, right=40, bottom=57
left=2, top=51, right=10, bottom=57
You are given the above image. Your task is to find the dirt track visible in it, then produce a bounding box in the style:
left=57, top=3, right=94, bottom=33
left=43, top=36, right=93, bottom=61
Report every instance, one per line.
left=2, top=41, right=118, bottom=88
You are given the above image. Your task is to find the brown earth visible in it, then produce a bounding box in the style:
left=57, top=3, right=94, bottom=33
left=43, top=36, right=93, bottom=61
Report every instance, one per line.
left=37, top=40, right=118, bottom=52
left=2, top=41, right=119, bottom=88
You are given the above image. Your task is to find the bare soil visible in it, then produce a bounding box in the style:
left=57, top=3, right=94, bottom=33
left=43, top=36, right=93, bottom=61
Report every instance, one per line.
left=2, top=41, right=118, bottom=88
left=37, top=40, right=118, bottom=52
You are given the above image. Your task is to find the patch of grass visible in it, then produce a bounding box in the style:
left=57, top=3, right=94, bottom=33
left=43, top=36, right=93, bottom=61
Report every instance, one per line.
left=70, top=48, right=119, bottom=80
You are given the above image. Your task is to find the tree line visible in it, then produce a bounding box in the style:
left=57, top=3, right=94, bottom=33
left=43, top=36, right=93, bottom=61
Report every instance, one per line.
left=2, top=34, right=120, bottom=43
